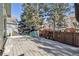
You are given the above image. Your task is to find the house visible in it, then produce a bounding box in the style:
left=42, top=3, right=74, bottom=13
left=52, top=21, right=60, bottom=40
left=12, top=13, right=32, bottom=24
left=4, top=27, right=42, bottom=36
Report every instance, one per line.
left=6, top=16, right=18, bottom=36
left=0, top=3, right=11, bottom=50
left=64, top=16, right=79, bottom=32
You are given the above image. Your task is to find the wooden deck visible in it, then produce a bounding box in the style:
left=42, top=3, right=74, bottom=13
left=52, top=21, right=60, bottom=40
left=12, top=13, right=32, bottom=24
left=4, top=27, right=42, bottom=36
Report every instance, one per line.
left=2, top=35, right=79, bottom=56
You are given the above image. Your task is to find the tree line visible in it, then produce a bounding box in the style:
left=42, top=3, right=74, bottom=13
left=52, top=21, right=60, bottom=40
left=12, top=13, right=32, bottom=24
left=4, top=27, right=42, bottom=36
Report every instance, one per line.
left=18, top=3, right=79, bottom=35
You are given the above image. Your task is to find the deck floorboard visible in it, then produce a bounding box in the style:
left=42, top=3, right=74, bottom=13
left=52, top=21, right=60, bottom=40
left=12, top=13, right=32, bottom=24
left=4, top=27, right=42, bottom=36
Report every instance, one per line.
left=2, top=35, right=79, bottom=56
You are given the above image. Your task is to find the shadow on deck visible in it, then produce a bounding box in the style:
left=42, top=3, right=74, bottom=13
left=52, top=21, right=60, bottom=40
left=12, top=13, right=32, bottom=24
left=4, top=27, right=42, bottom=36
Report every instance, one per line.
left=31, top=37, right=79, bottom=56
left=2, top=35, right=79, bottom=56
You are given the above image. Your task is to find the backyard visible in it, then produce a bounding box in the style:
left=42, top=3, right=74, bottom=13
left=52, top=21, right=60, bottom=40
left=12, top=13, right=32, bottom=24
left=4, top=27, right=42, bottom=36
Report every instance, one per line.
left=1, top=3, right=79, bottom=56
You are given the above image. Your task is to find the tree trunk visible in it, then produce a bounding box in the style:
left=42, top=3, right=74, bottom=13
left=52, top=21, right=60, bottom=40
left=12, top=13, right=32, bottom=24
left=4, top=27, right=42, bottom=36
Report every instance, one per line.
left=75, top=3, right=79, bottom=22
left=53, top=19, right=55, bottom=39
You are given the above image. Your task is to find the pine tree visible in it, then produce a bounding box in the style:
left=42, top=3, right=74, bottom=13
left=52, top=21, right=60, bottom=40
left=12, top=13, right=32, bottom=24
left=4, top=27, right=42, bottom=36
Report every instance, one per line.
left=21, top=3, right=42, bottom=27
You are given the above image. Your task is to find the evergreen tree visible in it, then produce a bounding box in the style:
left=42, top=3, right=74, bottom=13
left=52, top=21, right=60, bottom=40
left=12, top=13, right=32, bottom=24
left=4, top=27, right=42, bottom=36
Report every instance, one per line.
left=18, top=20, right=30, bottom=35
left=21, top=3, right=42, bottom=27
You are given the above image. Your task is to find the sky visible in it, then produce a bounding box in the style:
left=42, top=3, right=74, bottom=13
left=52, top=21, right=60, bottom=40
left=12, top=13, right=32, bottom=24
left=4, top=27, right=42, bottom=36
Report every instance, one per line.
left=11, top=3, right=75, bottom=21
left=11, top=3, right=22, bottom=21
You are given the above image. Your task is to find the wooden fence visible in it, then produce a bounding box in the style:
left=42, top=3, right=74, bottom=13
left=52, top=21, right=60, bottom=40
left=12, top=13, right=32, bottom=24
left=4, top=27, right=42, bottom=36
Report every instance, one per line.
left=39, top=30, right=79, bottom=47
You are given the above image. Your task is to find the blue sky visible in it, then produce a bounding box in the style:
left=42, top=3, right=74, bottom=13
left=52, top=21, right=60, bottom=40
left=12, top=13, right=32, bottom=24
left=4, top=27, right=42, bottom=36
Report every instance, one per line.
left=11, top=3, right=75, bottom=21
left=11, top=3, right=22, bottom=21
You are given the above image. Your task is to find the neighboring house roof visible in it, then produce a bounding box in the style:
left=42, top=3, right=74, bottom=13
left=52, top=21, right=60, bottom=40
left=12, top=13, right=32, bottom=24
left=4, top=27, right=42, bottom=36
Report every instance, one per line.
left=69, top=16, right=76, bottom=20
left=65, top=28, right=76, bottom=32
